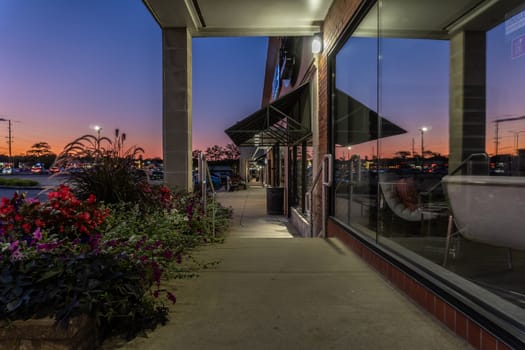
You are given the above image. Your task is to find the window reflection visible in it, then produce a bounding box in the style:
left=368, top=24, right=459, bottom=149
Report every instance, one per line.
left=332, top=0, right=525, bottom=310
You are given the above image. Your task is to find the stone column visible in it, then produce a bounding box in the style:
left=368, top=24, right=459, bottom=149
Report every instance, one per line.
left=163, top=28, right=192, bottom=191
left=449, top=31, right=486, bottom=173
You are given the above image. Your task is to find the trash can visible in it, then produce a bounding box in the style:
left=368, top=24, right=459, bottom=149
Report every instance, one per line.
left=266, top=187, right=284, bottom=215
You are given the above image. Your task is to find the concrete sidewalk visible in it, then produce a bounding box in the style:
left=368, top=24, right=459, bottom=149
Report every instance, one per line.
left=113, top=186, right=471, bottom=349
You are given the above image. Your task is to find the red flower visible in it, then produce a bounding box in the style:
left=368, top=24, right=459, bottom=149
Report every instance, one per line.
left=87, top=194, right=96, bottom=203
left=22, top=223, right=32, bottom=234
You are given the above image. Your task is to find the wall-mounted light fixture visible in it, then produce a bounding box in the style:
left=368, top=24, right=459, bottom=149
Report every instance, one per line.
left=311, top=32, right=323, bottom=54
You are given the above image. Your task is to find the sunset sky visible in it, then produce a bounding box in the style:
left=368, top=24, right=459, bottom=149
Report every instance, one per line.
left=0, top=0, right=267, bottom=159
left=3, top=1, right=525, bottom=162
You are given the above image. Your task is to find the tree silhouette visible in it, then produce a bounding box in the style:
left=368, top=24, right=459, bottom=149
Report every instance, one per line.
left=204, top=145, right=224, bottom=161
left=26, top=142, right=56, bottom=167
left=395, top=151, right=411, bottom=159
left=200, top=144, right=240, bottom=161
left=26, top=142, right=53, bottom=158
left=192, top=149, right=203, bottom=160
left=224, top=143, right=240, bottom=160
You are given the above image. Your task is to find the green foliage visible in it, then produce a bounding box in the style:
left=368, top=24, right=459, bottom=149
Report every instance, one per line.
left=0, top=252, right=168, bottom=339
left=171, top=190, right=233, bottom=238
left=0, top=178, right=39, bottom=187
left=0, top=184, right=232, bottom=342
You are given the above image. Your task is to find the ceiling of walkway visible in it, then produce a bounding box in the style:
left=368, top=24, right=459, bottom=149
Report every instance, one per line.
left=142, top=0, right=331, bottom=36
left=357, top=0, right=525, bottom=39
left=143, top=0, right=525, bottom=39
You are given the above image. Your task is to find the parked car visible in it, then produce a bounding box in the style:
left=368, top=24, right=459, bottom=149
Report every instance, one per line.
left=192, top=170, right=221, bottom=189
left=149, top=170, right=164, bottom=180
left=49, top=166, right=61, bottom=174
left=212, top=170, right=233, bottom=185
left=31, top=165, right=44, bottom=174
left=2, top=167, right=12, bottom=175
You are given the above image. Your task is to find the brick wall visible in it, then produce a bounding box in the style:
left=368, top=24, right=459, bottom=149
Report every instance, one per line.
left=327, top=219, right=514, bottom=350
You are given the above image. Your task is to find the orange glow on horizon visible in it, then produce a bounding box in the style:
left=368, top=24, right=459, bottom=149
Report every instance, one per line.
left=3, top=135, right=163, bottom=160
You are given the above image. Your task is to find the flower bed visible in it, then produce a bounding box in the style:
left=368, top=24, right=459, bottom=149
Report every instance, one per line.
left=0, top=184, right=231, bottom=346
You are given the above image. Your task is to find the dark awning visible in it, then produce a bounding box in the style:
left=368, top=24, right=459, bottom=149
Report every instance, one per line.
left=225, top=83, right=311, bottom=147
left=334, top=88, right=407, bottom=146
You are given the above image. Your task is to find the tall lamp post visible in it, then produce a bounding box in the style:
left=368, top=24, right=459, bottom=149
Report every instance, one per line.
left=93, top=125, right=102, bottom=154
left=419, top=126, right=428, bottom=159
left=93, top=125, right=102, bottom=139
left=0, top=118, right=12, bottom=166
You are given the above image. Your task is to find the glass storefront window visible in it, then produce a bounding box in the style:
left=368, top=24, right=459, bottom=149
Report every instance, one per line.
left=333, top=4, right=379, bottom=237
left=290, top=143, right=313, bottom=213
left=332, top=0, right=525, bottom=315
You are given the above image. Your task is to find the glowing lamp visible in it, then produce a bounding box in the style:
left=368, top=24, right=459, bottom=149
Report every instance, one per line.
left=312, top=33, right=323, bottom=54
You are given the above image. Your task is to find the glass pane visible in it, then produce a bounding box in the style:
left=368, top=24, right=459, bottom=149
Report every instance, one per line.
left=333, top=4, right=379, bottom=238
left=374, top=0, right=525, bottom=311
left=377, top=34, right=449, bottom=262
left=294, top=145, right=313, bottom=211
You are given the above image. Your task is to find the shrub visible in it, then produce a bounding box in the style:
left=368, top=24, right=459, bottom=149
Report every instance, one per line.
left=0, top=184, right=232, bottom=341
left=0, top=187, right=178, bottom=340
left=171, top=190, right=232, bottom=238
left=0, top=178, right=39, bottom=187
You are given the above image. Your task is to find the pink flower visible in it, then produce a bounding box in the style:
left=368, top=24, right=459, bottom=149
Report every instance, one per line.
left=32, top=227, right=42, bottom=241
left=24, top=198, right=40, bottom=205
left=10, top=249, right=22, bottom=261
left=9, top=241, right=22, bottom=261
left=9, top=240, right=19, bottom=251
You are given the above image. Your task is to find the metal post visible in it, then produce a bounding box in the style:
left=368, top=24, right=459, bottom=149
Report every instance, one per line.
left=7, top=120, right=12, bottom=166
left=198, top=153, right=207, bottom=211
left=443, top=215, right=454, bottom=267
left=420, top=130, right=424, bottom=159
left=320, top=154, right=333, bottom=238
left=205, top=165, right=216, bottom=238
left=0, top=117, right=13, bottom=166
left=202, top=159, right=207, bottom=211
left=495, top=121, right=499, bottom=156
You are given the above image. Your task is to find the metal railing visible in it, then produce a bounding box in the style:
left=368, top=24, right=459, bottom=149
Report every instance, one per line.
left=198, top=153, right=216, bottom=238
left=419, top=152, right=489, bottom=202
left=449, top=152, right=489, bottom=176
left=307, top=154, right=332, bottom=238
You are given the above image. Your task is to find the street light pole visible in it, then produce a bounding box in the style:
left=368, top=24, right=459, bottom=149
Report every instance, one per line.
left=93, top=125, right=102, bottom=154
left=0, top=118, right=12, bottom=166
left=419, top=127, right=428, bottom=159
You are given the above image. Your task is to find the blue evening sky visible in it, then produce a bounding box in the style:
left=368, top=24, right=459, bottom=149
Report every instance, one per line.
left=0, top=0, right=267, bottom=158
